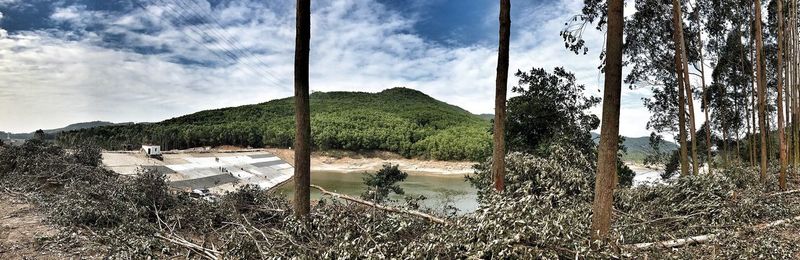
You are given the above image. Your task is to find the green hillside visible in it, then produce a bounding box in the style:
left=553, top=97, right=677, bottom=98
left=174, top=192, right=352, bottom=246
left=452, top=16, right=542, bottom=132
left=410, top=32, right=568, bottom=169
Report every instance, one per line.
left=58, top=88, right=492, bottom=161
left=591, top=132, right=678, bottom=162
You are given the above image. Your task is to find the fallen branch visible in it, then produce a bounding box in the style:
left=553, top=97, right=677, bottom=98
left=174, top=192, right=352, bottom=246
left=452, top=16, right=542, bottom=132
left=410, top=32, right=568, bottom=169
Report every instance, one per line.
left=622, top=214, right=800, bottom=251
left=156, top=233, right=221, bottom=260
left=615, top=211, right=707, bottom=228
left=753, top=215, right=800, bottom=230
left=766, top=189, right=800, bottom=198
left=623, top=234, right=718, bottom=250
left=310, top=184, right=447, bottom=224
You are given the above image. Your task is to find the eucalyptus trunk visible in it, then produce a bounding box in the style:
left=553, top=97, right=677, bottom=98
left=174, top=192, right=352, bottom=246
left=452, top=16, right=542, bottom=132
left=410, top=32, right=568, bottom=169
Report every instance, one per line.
left=671, top=0, right=690, bottom=176
left=293, top=0, right=311, bottom=218
left=491, top=0, right=511, bottom=192
left=778, top=0, right=787, bottom=190
left=590, top=0, right=623, bottom=243
left=754, top=0, right=768, bottom=182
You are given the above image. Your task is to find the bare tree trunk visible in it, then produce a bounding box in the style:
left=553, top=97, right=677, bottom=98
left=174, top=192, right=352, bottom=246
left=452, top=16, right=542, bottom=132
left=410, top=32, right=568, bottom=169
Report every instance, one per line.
left=785, top=19, right=793, bottom=176
left=751, top=24, right=758, bottom=168
left=674, top=3, right=699, bottom=175
left=492, top=0, right=511, bottom=192
left=789, top=1, right=800, bottom=179
left=755, top=0, right=769, bottom=182
left=788, top=1, right=800, bottom=179
left=698, top=29, right=712, bottom=173
left=779, top=0, right=788, bottom=190
left=590, top=0, right=623, bottom=243
left=293, top=0, right=311, bottom=218
left=672, top=0, right=689, bottom=176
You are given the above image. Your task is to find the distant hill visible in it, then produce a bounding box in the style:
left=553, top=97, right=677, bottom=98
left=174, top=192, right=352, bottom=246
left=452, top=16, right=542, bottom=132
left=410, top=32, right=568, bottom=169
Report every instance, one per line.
left=59, top=88, right=492, bottom=161
left=1, top=121, right=127, bottom=140
left=46, top=121, right=126, bottom=133
left=591, top=132, right=678, bottom=162
left=477, top=114, right=494, bottom=121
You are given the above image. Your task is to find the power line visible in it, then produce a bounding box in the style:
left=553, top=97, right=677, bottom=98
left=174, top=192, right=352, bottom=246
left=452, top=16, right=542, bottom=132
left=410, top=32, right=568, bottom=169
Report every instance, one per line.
left=153, top=0, right=282, bottom=86
left=134, top=0, right=285, bottom=89
left=172, top=0, right=286, bottom=85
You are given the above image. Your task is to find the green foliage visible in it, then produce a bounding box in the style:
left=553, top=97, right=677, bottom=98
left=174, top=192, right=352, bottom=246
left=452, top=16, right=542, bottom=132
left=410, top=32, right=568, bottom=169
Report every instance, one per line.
left=662, top=150, right=680, bottom=180
left=506, top=67, right=600, bottom=157
left=58, top=88, right=491, bottom=161
left=468, top=148, right=596, bottom=203
left=617, top=159, right=635, bottom=188
left=644, top=132, right=667, bottom=166
left=361, top=164, right=408, bottom=203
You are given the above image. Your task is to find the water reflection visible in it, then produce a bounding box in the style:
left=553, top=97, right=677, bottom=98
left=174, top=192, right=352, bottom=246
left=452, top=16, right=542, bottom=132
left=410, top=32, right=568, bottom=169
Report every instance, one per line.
left=274, top=171, right=480, bottom=214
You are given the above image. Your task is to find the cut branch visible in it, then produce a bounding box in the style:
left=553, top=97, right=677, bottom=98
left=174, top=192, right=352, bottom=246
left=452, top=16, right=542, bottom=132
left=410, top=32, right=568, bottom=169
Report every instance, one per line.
left=622, top=214, right=800, bottom=251
left=310, top=184, right=447, bottom=224
left=766, top=189, right=800, bottom=198
left=156, top=233, right=221, bottom=260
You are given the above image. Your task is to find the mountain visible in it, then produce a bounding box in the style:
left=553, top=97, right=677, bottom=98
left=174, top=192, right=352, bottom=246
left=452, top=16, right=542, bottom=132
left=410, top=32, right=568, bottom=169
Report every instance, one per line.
left=590, top=132, right=678, bottom=162
left=1, top=121, right=127, bottom=140
left=59, top=88, right=492, bottom=161
left=45, top=121, right=126, bottom=133
left=477, top=114, right=494, bottom=121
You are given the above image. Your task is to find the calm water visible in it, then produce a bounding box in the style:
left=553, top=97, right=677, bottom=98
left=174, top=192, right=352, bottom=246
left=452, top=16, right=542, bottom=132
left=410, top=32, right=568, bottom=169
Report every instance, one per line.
left=274, top=168, right=659, bottom=214
left=274, top=171, right=480, bottom=214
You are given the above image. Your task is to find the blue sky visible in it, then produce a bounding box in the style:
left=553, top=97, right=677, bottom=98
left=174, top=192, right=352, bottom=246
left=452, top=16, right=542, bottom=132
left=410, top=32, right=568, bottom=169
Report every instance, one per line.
left=0, top=0, right=665, bottom=137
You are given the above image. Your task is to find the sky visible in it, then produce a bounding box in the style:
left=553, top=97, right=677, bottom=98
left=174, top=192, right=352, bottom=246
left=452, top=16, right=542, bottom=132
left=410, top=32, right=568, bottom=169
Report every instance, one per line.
left=0, top=0, right=691, bottom=137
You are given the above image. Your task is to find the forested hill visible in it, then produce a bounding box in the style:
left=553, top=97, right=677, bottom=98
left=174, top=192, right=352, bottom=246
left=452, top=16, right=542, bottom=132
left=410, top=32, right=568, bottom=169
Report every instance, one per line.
left=58, top=88, right=492, bottom=161
left=1, top=121, right=124, bottom=139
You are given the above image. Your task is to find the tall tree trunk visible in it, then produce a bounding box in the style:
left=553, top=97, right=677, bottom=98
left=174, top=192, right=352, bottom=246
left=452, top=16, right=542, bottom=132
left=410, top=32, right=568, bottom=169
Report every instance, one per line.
left=672, top=0, right=690, bottom=176
left=788, top=0, right=800, bottom=178
left=783, top=12, right=793, bottom=174
left=778, top=0, right=788, bottom=190
left=293, top=0, right=311, bottom=218
left=674, top=5, right=699, bottom=175
left=699, top=30, right=712, bottom=173
left=590, top=0, right=623, bottom=242
left=751, top=21, right=758, bottom=168
left=492, top=0, right=511, bottom=192
left=789, top=1, right=800, bottom=179
left=790, top=1, right=800, bottom=179
left=775, top=0, right=786, bottom=190
left=785, top=19, right=793, bottom=176
left=755, top=0, right=768, bottom=182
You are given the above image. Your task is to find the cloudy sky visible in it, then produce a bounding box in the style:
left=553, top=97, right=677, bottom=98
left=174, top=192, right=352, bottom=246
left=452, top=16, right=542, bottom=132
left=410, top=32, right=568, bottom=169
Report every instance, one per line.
left=0, top=0, right=679, bottom=137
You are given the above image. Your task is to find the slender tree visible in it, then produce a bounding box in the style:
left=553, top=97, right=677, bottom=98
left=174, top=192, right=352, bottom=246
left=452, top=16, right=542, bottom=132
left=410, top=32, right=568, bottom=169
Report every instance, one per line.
left=492, top=0, right=511, bottom=192
left=293, top=0, right=311, bottom=217
left=789, top=0, right=800, bottom=174
left=693, top=9, right=712, bottom=173
left=671, top=0, right=690, bottom=176
left=590, top=0, right=624, bottom=242
left=778, top=0, right=788, bottom=190
left=754, top=0, right=768, bottom=182
left=675, top=5, right=699, bottom=175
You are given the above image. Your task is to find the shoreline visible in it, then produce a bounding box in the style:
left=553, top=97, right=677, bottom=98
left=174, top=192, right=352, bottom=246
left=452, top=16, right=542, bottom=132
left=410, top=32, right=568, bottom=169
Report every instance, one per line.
left=265, top=148, right=477, bottom=176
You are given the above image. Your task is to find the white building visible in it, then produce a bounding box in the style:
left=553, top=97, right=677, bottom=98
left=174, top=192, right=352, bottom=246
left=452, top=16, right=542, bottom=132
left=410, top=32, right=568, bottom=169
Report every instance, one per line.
left=142, top=145, right=162, bottom=157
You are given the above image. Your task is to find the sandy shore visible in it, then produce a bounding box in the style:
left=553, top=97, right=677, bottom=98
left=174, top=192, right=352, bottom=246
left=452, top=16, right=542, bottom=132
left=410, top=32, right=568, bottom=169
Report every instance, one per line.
left=266, top=148, right=476, bottom=175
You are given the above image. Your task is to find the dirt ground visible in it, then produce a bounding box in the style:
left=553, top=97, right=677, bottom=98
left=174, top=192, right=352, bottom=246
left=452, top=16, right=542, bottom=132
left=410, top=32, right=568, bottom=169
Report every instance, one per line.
left=266, top=148, right=476, bottom=175
left=0, top=194, right=103, bottom=259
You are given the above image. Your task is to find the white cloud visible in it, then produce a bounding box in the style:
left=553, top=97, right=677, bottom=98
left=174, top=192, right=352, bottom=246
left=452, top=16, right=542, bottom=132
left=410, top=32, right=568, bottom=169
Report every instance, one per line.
left=0, top=0, right=660, bottom=138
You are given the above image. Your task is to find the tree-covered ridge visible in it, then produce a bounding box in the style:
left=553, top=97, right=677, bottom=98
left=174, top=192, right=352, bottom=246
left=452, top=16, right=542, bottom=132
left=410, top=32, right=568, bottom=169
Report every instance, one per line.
left=58, top=87, right=491, bottom=161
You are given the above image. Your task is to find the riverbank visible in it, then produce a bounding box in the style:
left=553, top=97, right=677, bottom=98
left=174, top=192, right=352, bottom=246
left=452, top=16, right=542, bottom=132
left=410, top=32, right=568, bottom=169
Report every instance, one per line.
left=265, top=148, right=476, bottom=175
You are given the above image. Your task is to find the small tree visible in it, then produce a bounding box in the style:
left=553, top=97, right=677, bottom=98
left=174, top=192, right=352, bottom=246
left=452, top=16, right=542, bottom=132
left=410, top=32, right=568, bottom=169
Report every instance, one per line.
left=361, top=164, right=409, bottom=203
left=644, top=132, right=666, bottom=167
left=33, top=129, right=46, bottom=141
